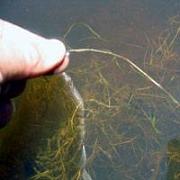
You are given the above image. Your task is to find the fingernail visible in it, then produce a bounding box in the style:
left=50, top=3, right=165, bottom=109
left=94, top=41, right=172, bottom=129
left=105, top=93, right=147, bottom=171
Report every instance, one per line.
left=0, top=72, right=4, bottom=83
left=65, top=51, right=70, bottom=57
left=53, top=51, right=70, bottom=74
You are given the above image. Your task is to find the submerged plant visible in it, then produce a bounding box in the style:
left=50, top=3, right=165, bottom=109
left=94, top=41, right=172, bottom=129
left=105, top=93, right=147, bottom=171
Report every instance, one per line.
left=63, top=20, right=180, bottom=179
left=31, top=19, right=180, bottom=180
left=1, top=18, right=178, bottom=180
left=31, top=73, right=86, bottom=180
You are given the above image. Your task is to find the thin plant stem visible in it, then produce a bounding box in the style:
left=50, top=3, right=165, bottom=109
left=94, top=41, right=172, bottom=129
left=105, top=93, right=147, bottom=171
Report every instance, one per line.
left=69, top=48, right=180, bottom=107
left=63, top=22, right=104, bottom=40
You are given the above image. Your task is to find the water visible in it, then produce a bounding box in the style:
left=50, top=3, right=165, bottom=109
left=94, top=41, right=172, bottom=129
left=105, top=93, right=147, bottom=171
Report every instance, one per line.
left=0, top=0, right=179, bottom=179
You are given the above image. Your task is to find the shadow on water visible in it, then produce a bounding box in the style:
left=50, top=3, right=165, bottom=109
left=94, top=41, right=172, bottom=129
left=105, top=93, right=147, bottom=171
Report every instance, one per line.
left=0, top=0, right=180, bottom=179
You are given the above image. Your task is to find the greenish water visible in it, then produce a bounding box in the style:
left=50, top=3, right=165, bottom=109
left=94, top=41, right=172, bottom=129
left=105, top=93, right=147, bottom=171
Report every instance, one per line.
left=0, top=0, right=180, bottom=179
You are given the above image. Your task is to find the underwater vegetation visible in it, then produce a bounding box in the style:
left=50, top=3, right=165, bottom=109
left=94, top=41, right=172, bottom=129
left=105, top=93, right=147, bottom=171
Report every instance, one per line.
left=0, top=73, right=86, bottom=180
left=0, top=15, right=179, bottom=180
left=66, top=16, right=180, bottom=180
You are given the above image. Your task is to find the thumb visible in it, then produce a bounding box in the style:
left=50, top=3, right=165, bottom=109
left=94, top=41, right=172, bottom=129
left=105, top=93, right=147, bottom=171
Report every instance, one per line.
left=0, top=19, right=68, bottom=82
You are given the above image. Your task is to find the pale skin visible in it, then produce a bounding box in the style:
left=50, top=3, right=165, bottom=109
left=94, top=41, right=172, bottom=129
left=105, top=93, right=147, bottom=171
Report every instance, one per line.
left=0, top=19, right=69, bottom=83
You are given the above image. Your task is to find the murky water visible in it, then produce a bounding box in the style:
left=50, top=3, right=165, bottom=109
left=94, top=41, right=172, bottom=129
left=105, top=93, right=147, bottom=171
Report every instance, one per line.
left=0, top=0, right=180, bottom=179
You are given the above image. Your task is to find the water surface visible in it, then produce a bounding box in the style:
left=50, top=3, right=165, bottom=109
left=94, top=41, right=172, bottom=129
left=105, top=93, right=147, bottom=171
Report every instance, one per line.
left=0, top=0, right=179, bottom=179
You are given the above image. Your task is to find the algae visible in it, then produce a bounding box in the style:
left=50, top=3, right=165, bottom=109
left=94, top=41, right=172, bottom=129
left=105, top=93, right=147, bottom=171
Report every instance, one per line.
left=0, top=15, right=179, bottom=180
left=0, top=73, right=86, bottom=180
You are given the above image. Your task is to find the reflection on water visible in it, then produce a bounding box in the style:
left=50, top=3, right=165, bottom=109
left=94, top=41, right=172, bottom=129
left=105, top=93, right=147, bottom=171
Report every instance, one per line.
left=0, top=0, right=180, bottom=179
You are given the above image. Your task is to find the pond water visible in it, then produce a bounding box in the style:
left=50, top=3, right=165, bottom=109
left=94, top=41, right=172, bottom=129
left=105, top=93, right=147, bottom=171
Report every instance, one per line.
left=0, top=0, right=180, bottom=179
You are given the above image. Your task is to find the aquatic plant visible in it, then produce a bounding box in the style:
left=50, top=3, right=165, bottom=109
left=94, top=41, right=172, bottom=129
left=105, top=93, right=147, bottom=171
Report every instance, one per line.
left=0, top=16, right=179, bottom=180
left=63, top=19, right=180, bottom=179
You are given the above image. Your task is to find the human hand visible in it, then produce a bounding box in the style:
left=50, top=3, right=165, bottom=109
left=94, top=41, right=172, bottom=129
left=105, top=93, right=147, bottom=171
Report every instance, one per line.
left=0, top=19, right=69, bottom=128
left=0, top=19, right=69, bottom=83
